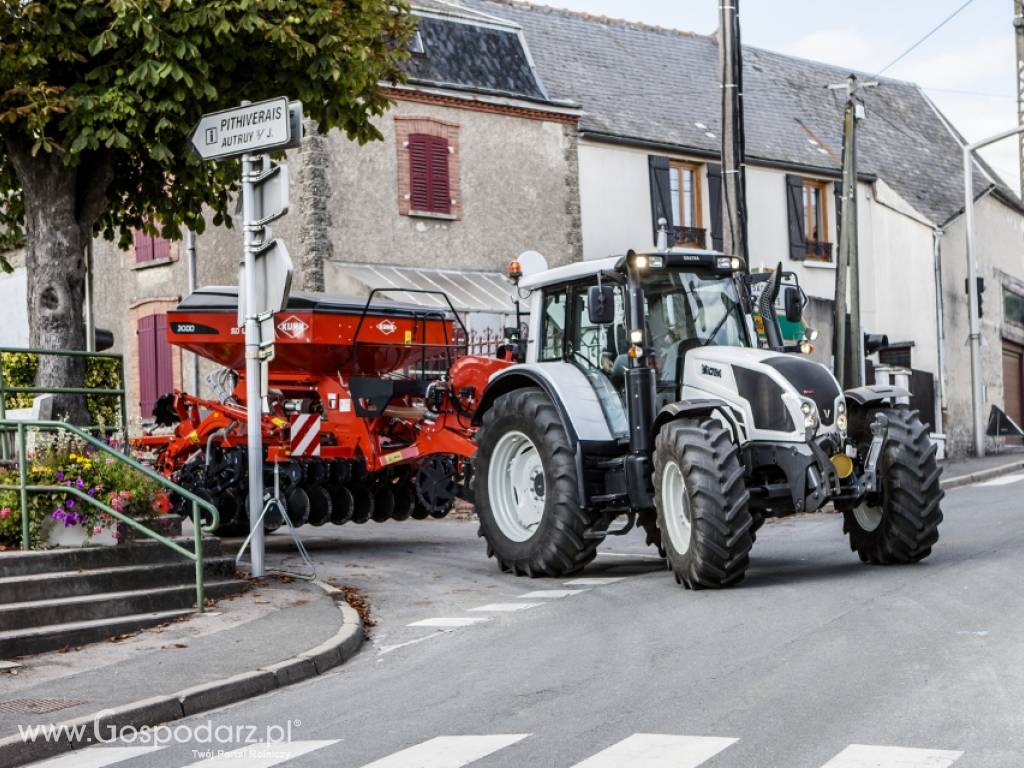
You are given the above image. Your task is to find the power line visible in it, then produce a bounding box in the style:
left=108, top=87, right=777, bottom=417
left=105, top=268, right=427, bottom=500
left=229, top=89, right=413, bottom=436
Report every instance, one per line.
left=875, top=0, right=978, bottom=77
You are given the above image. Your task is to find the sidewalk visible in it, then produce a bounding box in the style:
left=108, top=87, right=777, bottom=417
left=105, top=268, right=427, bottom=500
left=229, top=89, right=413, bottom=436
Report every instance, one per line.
left=0, top=576, right=364, bottom=766
left=939, top=447, right=1024, bottom=489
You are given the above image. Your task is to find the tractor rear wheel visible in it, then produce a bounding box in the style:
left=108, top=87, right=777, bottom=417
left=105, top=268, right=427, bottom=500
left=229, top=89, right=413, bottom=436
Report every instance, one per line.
left=842, top=408, right=943, bottom=564
left=653, top=418, right=753, bottom=589
left=475, top=388, right=600, bottom=577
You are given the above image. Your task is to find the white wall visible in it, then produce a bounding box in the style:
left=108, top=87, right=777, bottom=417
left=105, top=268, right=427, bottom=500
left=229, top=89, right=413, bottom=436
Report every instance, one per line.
left=579, top=142, right=655, bottom=260
left=0, top=264, right=29, bottom=347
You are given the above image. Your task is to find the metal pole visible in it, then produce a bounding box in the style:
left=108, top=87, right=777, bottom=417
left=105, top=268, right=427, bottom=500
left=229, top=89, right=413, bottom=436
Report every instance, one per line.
left=18, top=423, right=29, bottom=550
left=193, top=500, right=205, bottom=612
left=242, top=148, right=265, bottom=578
left=834, top=93, right=853, bottom=387
left=932, top=228, right=946, bottom=437
left=719, top=0, right=749, bottom=266
left=847, top=84, right=864, bottom=388
left=84, top=241, right=96, bottom=353
left=1014, top=0, right=1024, bottom=198
left=963, top=148, right=985, bottom=457
left=185, top=228, right=201, bottom=396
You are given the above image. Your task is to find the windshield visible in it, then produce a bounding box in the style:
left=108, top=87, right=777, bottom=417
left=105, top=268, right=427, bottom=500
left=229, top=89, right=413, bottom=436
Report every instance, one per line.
left=641, top=270, right=748, bottom=383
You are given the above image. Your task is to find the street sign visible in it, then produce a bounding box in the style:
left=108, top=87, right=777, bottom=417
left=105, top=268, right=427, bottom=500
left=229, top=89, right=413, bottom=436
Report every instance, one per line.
left=190, top=97, right=291, bottom=161
left=237, top=238, right=293, bottom=330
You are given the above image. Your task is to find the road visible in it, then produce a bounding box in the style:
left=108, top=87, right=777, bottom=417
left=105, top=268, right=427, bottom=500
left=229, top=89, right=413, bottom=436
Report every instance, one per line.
left=30, top=474, right=1024, bottom=768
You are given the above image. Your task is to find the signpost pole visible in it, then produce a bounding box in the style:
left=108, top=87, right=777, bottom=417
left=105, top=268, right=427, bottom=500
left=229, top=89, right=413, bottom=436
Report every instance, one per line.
left=241, top=149, right=265, bottom=578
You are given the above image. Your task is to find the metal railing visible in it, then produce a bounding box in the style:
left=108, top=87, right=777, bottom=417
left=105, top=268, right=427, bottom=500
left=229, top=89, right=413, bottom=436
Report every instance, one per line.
left=0, top=347, right=130, bottom=460
left=0, top=419, right=220, bottom=612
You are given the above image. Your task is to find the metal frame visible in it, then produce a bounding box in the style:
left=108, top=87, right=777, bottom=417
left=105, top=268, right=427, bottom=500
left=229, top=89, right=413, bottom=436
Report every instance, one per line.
left=0, top=419, right=220, bottom=612
left=0, top=347, right=130, bottom=460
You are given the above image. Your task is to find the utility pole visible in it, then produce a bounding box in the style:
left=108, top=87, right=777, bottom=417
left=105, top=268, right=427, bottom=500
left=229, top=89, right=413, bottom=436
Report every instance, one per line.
left=718, top=0, right=749, bottom=266
left=829, top=74, right=876, bottom=388
left=1015, top=0, right=1024, bottom=197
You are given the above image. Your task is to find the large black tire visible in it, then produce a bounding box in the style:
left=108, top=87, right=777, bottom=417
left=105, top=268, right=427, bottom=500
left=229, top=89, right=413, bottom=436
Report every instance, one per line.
left=475, top=388, right=602, bottom=577
left=653, top=418, right=753, bottom=589
left=842, top=408, right=943, bottom=564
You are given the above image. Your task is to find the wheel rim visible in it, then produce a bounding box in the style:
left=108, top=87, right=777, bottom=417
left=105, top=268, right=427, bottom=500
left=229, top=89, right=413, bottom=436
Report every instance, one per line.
left=661, top=461, right=693, bottom=555
left=487, top=430, right=545, bottom=542
left=853, top=502, right=884, bottom=532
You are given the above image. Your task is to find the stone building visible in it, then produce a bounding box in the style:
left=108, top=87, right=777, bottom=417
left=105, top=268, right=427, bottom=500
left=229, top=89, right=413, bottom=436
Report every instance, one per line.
left=79, top=0, right=581, bottom=425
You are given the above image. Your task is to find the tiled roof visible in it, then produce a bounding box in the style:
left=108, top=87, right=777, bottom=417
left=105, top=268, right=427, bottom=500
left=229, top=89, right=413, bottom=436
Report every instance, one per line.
left=405, top=4, right=547, bottom=103
left=460, top=0, right=1018, bottom=224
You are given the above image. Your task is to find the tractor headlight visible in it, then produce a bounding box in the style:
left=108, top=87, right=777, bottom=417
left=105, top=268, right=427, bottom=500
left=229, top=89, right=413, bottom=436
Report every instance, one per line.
left=836, top=400, right=848, bottom=433
left=630, top=329, right=643, bottom=344
left=800, top=400, right=820, bottom=435
left=634, top=254, right=649, bottom=269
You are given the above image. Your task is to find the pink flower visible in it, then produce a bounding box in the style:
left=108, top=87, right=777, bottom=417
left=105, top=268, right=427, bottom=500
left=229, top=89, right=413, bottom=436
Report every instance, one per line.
left=93, top=525, right=103, bottom=535
left=0, top=507, right=10, bottom=520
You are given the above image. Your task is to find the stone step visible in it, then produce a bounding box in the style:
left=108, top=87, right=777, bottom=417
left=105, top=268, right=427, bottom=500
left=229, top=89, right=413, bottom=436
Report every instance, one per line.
left=0, top=557, right=239, bottom=604
left=0, top=609, right=197, bottom=659
left=0, top=536, right=223, bottom=578
left=0, top=578, right=248, bottom=632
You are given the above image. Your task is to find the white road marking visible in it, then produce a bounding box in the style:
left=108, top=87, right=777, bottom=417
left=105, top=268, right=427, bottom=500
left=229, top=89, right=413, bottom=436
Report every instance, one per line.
left=569, top=733, right=738, bottom=768
left=378, top=632, right=450, bottom=655
left=468, top=602, right=542, bottom=612
left=406, top=617, right=491, bottom=628
left=358, top=734, right=530, bottom=768
left=184, top=741, right=339, bottom=767
left=596, top=551, right=665, bottom=560
left=34, top=747, right=164, bottom=768
left=564, top=577, right=626, bottom=586
left=518, top=589, right=586, bottom=599
left=819, top=744, right=963, bottom=768
left=976, top=473, right=1024, bottom=486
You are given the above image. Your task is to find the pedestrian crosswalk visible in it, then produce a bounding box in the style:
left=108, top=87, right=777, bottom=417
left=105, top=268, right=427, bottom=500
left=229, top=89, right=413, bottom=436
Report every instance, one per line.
left=32, top=733, right=968, bottom=768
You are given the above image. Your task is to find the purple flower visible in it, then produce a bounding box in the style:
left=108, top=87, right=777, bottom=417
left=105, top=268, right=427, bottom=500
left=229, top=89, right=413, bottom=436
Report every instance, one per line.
left=76, top=478, right=85, bottom=490
left=65, top=498, right=75, bottom=509
left=55, top=471, right=64, bottom=481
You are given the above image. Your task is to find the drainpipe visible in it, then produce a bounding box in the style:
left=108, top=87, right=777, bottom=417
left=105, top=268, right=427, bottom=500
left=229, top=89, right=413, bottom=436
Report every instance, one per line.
left=932, top=226, right=945, bottom=437
left=84, top=241, right=96, bottom=352
left=185, top=228, right=200, bottom=395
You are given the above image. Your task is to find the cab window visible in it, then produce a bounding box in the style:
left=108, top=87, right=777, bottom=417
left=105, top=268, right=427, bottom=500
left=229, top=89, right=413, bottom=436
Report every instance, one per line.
left=569, top=283, right=627, bottom=389
left=540, top=289, right=567, bottom=361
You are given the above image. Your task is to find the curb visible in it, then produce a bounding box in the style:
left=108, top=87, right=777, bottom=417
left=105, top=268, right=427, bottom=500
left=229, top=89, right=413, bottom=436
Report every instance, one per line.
left=940, top=459, right=1024, bottom=490
left=0, top=579, right=363, bottom=768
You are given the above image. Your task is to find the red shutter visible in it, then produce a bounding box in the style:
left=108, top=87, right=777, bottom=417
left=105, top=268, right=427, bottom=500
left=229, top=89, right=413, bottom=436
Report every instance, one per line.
left=152, top=235, right=171, bottom=261
left=137, top=314, right=174, bottom=419
left=408, top=134, right=451, bottom=214
left=133, top=229, right=153, bottom=263
left=137, top=315, right=157, bottom=417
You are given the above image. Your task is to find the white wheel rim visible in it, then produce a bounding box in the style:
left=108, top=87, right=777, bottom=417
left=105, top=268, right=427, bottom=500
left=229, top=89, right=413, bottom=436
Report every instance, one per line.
left=854, top=503, right=883, bottom=532
left=487, top=430, right=545, bottom=542
left=661, top=461, right=693, bottom=555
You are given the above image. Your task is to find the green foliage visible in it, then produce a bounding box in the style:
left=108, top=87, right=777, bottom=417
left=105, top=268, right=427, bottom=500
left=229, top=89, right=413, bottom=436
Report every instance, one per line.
left=2, top=351, right=123, bottom=427
left=0, top=433, right=166, bottom=549
left=0, top=0, right=414, bottom=245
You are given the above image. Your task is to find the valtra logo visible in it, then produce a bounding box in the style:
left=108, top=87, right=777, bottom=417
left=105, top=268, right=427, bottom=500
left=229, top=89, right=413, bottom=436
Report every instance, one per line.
left=376, top=319, right=398, bottom=335
left=276, top=315, right=310, bottom=340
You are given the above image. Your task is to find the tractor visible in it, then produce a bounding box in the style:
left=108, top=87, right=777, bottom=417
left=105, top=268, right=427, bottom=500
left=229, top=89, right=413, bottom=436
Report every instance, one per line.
left=470, top=249, right=944, bottom=588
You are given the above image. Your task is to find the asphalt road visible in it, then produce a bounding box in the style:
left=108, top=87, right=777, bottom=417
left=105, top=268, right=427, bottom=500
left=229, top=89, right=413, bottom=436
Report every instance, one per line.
left=30, top=474, right=1024, bottom=768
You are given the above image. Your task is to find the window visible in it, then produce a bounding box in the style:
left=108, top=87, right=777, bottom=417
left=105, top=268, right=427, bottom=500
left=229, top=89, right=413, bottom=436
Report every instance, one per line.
left=137, top=314, right=174, bottom=418
left=803, top=179, right=830, bottom=260
left=1005, top=288, right=1024, bottom=326
left=133, top=227, right=171, bottom=265
left=396, top=118, right=460, bottom=219
left=569, top=283, right=626, bottom=376
left=408, top=133, right=451, bottom=215
left=540, top=290, right=567, bottom=361
left=785, top=174, right=833, bottom=262
left=669, top=162, right=705, bottom=248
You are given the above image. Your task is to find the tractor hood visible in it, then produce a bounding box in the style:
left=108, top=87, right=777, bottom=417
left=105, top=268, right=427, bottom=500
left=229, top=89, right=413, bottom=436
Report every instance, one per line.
left=681, top=346, right=845, bottom=440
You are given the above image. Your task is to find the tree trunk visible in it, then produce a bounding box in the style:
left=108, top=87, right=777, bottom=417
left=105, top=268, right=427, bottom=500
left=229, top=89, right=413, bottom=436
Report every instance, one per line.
left=6, top=138, right=91, bottom=424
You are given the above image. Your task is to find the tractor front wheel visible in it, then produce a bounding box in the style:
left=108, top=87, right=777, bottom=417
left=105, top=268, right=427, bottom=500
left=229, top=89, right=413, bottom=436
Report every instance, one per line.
left=475, top=388, right=601, bottom=577
left=653, top=417, right=753, bottom=589
left=842, top=408, right=943, bottom=564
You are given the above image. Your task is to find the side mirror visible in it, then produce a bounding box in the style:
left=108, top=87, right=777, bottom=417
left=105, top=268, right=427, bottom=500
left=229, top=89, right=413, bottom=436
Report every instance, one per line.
left=784, top=286, right=803, bottom=323
left=587, top=285, right=616, bottom=325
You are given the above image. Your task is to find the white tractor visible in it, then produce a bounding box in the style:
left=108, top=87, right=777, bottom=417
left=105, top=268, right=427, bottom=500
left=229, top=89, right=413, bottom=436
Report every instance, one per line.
left=470, top=249, right=944, bottom=588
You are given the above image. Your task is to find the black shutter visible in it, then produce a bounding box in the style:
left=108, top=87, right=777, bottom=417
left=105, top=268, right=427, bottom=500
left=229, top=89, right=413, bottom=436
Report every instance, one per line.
left=648, top=155, right=671, bottom=246
left=833, top=182, right=843, bottom=248
left=785, top=174, right=807, bottom=261
left=707, top=163, right=723, bottom=251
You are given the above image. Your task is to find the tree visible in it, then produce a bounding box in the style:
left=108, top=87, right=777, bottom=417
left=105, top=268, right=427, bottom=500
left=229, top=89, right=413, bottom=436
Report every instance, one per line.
left=0, top=0, right=413, bottom=421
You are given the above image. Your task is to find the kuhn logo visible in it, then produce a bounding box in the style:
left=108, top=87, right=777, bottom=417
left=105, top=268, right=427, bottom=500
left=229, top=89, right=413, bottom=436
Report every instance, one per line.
left=701, top=363, right=722, bottom=378
left=375, top=319, right=398, bottom=335
left=276, top=315, right=309, bottom=339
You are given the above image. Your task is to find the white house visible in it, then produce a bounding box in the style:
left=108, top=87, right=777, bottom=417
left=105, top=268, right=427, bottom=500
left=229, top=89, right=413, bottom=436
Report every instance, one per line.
left=465, top=0, right=1024, bottom=458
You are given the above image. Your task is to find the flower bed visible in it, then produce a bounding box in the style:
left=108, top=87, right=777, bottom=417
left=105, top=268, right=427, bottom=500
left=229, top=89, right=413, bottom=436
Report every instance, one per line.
left=0, top=434, right=168, bottom=550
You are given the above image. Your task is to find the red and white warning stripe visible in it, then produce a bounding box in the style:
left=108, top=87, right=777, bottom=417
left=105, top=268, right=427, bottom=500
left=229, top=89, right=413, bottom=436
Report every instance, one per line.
left=289, top=413, right=322, bottom=457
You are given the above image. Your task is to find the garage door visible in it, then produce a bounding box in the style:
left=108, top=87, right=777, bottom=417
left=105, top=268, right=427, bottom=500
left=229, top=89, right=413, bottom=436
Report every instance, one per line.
left=1002, top=340, right=1024, bottom=445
